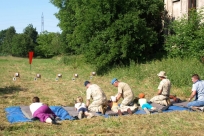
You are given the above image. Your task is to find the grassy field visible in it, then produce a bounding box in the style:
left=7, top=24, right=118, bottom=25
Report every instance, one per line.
left=1, top=56, right=204, bottom=136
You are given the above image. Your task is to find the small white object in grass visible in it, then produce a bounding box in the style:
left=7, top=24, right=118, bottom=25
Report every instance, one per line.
left=36, top=74, right=41, bottom=78
left=13, top=77, right=16, bottom=81
left=14, top=72, right=20, bottom=77
left=92, top=72, right=96, bottom=76
left=74, top=74, right=78, bottom=78
left=57, top=74, right=62, bottom=78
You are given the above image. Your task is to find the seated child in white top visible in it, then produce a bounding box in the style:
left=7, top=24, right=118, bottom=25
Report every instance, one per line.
left=138, top=93, right=157, bottom=114
left=75, top=96, right=94, bottom=119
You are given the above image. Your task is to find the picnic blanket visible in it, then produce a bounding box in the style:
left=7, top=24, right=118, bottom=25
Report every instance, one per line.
left=5, top=102, right=190, bottom=123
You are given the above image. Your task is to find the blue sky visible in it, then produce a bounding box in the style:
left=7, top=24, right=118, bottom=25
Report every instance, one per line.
left=0, top=0, right=61, bottom=34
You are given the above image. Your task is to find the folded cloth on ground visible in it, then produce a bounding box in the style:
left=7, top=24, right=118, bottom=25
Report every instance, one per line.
left=50, top=106, right=75, bottom=120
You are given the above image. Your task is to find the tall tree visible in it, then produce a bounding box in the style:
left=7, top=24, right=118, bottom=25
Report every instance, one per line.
left=51, top=0, right=164, bottom=71
left=11, top=34, right=33, bottom=57
left=0, top=26, right=16, bottom=54
left=35, top=31, right=62, bottom=58
left=23, top=24, right=38, bottom=51
left=0, top=30, right=6, bottom=53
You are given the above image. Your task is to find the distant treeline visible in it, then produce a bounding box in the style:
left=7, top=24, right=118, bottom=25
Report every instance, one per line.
left=0, top=0, right=204, bottom=71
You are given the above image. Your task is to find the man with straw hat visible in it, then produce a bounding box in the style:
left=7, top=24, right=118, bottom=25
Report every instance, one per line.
left=149, top=71, right=171, bottom=106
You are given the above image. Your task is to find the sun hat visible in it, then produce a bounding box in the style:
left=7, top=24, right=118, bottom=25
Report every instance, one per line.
left=84, top=81, right=90, bottom=86
left=138, top=93, right=145, bottom=98
left=111, top=78, right=118, bottom=85
left=157, top=71, right=167, bottom=78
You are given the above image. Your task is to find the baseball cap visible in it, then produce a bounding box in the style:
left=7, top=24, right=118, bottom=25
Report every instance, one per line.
left=111, top=78, right=117, bottom=85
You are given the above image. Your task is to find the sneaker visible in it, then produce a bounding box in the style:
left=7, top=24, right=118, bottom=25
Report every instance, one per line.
left=118, top=109, right=122, bottom=116
left=162, top=100, right=168, bottom=106
left=161, top=105, right=170, bottom=111
left=54, top=117, right=62, bottom=123
left=78, top=111, right=83, bottom=119
left=127, top=108, right=133, bottom=115
left=87, top=113, right=94, bottom=119
left=199, top=106, right=204, bottom=112
left=144, top=108, right=150, bottom=115
left=166, top=98, right=171, bottom=106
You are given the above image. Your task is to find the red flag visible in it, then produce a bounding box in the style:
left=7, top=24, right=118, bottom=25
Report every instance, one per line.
left=29, top=51, right=34, bottom=64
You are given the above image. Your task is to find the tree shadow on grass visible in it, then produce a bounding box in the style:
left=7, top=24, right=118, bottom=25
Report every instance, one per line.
left=0, top=85, right=27, bottom=95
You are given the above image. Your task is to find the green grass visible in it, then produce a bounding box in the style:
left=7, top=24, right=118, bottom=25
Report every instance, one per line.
left=1, top=56, right=204, bottom=135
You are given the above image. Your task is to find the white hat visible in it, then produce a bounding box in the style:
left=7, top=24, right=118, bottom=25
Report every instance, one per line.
left=110, top=96, right=116, bottom=102
left=157, top=71, right=167, bottom=78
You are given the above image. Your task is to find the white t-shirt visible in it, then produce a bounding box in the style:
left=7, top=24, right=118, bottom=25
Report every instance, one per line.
left=75, top=102, right=86, bottom=111
left=30, top=102, right=43, bottom=115
left=138, top=98, right=147, bottom=107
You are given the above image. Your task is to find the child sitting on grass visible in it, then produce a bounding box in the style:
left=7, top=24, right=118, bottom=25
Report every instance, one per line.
left=108, top=96, right=138, bottom=115
left=138, top=93, right=159, bottom=114
left=75, top=96, right=94, bottom=119
left=29, top=96, right=60, bottom=124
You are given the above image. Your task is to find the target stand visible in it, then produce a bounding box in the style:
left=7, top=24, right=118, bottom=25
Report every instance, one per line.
left=13, top=72, right=20, bottom=81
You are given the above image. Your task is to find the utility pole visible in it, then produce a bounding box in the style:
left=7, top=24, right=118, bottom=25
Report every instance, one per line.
left=41, top=12, right=44, bottom=33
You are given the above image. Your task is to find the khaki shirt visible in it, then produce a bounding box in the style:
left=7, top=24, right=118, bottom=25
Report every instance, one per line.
left=117, top=82, right=134, bottom=98
left=86, top=84, right=107, bottom=101
left=158, top=79, right=171, bottom=96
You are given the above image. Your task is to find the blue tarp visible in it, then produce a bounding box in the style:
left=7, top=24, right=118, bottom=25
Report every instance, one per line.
left=5, top=105, right=189, bottom=123
left=5, top=106, right=75, bottom=123
left=50, top=106, right=75, bottom=120
left=5, top=106, right=32, bottom=123
left=135, top=105, right=189, bottom=114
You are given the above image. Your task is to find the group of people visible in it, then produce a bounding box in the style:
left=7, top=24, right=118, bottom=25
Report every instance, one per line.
left=29, top=71, right=204, bottom=124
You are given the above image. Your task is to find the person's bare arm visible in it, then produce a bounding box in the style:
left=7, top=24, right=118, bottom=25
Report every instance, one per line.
left=86, top=99, right=90, bottom=108
left=116, top=93, right=122, bottom=102
left=157, top=89, right=162, bottom=95
left=188, top=91, right=196, bottom=102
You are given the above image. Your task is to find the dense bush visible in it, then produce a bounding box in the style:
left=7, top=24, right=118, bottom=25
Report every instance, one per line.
left=165, top=9, right=204, bottom=59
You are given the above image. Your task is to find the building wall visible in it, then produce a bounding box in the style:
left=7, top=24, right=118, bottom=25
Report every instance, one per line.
left=164, top=0, right=204, bottom=19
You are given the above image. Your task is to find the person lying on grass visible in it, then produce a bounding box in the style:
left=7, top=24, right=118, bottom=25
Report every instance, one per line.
left=75, top=96, right=94, bottom=119
left=29, top=96, right=60, bottom=124
left=107, top=96, right=138, bottom=116
left=138, top=93, right=161, bottom=114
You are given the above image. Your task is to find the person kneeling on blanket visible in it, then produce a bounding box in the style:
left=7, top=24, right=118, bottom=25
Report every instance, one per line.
left=75, top=96, right=94, bottom=119
left=108, top=96, right=138, bottom=116
left=29, top=96, right=60, bottom=124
